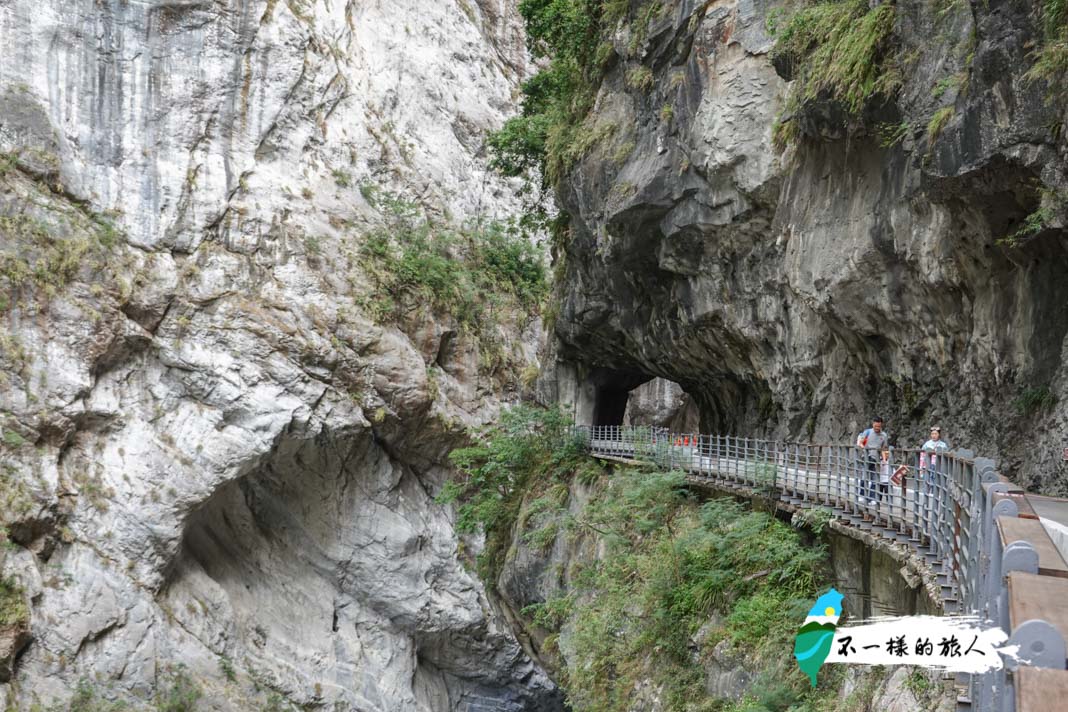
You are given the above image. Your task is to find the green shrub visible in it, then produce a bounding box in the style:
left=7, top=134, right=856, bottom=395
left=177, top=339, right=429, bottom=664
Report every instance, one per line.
left=357, top=190, right=547, bottom=332
left=0, top=576, right=28, bottom=627
left=625, top=65, right=654, bottom=91
left=875, top=121, right=910, bottom=147
left=332, top=169, right=352, bottom=188
left=219, top=655, right=236, bottom=682
left=1026, top=0, right=1068, bottom=97
left=443, top=406, right=839, bottom=712
left=557, top=482, right=831, bottom=712
left=441, top=406, right=578, bottom=532
left=927, top=106, right=954, bottom=139
left=263, top=693, right=288, bottom=712
left=0, top=189, right=122, bottom=313
left=725, top=589, right=803, bottom=647
left=155, top=665, right=201, bottom=712
left=1014, top=386, right=1056, bottom=415
left=0, top=462, right=34, bottom=522
left=439, top=405, right=584, bottom=582
left=792, top=506, right=834, bottom=535
left=905, top=667, right=935, bottom=696
left=69, top=679, right=129, bottom=712
left=523, top=520, right=561, bottom=550
left=999, top=187, right=1067, bottom=246
left=1, top=428, right=26, bottom=449
left=490, top=1, right=664, bottom=185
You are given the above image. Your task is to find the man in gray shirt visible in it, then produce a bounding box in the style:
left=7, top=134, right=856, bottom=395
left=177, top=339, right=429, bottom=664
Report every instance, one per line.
left=856, top=417, right=889, bottom=504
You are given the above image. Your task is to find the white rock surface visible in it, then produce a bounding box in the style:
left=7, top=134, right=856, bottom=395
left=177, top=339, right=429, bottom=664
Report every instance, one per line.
left=0, top=1, right=560, bottom=709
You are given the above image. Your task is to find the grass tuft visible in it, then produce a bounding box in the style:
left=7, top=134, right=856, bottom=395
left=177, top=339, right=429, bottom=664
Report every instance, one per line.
left=0, top=576, right=28, bottom=628
left=1025, top=0, right=1068, bottom=97
left=625, top=65, right=654, bottom=92
left=770, top=0, right=899, bottom=145
left=927, top=106, right=954, bottom=140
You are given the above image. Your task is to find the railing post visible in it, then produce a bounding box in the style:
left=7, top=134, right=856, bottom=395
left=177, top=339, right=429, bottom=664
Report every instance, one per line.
left=982, top=485, right=1010, bottom=621
left=834, top=445, right=843, bottom=510
left=1008, top=620, right=1067, bottom=670
left=744, top=436, right=748, bottom=483
left=714, top=434, right=720, bottom=476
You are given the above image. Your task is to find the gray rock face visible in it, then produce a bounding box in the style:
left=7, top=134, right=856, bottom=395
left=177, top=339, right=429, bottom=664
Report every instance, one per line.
left=623, top=378, right=700, bottom=431
left=0, top=0, right=563, bottom=709
left=550, top=0, right=1068, bottom=493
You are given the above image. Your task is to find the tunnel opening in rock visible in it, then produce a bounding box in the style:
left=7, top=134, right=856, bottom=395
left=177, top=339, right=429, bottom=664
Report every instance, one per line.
left=587, top=367, right=653, bottom=426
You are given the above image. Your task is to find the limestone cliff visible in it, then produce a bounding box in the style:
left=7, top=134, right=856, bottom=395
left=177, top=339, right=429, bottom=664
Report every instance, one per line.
left=547, top=0, right=1068, bottom=494
left=0, top=1, right=562, bottom=710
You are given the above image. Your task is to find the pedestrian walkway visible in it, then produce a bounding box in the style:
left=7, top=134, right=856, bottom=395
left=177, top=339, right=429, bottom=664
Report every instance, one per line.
left=572, top=425, right=1068, bottom=712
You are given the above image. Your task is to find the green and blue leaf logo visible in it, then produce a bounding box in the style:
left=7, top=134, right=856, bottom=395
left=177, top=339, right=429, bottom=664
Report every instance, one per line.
left=793, top=587, right=843, bottom=687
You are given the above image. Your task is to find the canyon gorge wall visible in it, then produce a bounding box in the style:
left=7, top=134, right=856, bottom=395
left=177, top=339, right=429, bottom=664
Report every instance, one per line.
left=0, top=0, right=562, bottom=709
left=547, top=0, right=1068, bottom=495
left=3, top=0, right=1068, bottom=709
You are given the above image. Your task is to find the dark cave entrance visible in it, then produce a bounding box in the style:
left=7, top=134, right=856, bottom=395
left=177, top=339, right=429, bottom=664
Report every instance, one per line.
left=589, top=367, right=651, bottom=426
left=584, top=367, right=700, bottom=432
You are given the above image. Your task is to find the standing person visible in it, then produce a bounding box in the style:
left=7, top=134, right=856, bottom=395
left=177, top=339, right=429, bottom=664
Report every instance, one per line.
left=918, top=426, right=949, bottom=501
left=920, top=426, right=949, bottom=471
left=915, top=426, right=948, bottom=519
left=856, top=417, right=890, bottom=505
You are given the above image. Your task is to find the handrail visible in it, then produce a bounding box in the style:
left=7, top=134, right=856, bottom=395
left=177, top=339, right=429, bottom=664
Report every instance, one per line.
left=567, top=425, right=1067, bottom=712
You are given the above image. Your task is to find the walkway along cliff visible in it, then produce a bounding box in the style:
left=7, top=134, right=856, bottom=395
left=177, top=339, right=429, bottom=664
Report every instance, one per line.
left=575, top=425, right=1068, bottom=711
left=1, top=0, right=1068, bottom=709
left=511, top=0, right=1068, bottom=708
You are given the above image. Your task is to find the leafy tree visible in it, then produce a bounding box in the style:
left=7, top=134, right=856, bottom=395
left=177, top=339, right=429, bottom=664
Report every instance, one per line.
left=489, top=1, right=621, bottom=185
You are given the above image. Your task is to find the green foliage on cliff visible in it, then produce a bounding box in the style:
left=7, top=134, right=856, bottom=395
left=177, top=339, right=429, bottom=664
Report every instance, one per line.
left=926, top=106, right=954, bottom=139
left=488, top=0, right=605, bottom=184
left=67, top=680, right=131, bottom=712
left=0, top=152, right=123, bottom=314
left=546, top=479, right=834, bottom=712
left=357, top=187, right=548, bottom=330
left=67, top=665, right=203, bottom=712
left=154, top=665, right=202, bottom=712
left=999, top=186, right=1068, bottom=247
left=1014, top=385, right=1057, bottom=415
left=770, top=0, right=899, bottom=146
left=489, top=1, right=657, bottom=185
left=445, top=408, right=839, bottom=711
left=439, top=406, right=590, bottom=583
left=0, top=575, right=28, bottom=628
left=1027, top=0, right=1068, bottom=95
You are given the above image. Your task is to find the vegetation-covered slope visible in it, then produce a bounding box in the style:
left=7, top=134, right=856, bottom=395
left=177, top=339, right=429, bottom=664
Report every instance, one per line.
left=441, top=408, right=951, bottom=711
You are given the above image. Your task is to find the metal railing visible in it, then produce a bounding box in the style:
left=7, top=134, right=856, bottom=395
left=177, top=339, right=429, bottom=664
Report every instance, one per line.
left=568, top=425, right=1067, bottom=711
